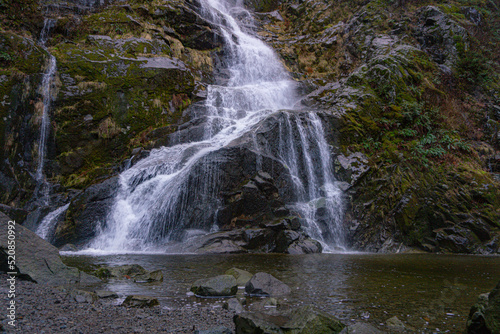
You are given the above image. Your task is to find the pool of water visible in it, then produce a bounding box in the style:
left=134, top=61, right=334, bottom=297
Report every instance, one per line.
left=62, top=253, right=500, bottom=333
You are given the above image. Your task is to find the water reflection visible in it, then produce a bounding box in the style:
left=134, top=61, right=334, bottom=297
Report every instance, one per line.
left=63, top=253, right=500, bottom=333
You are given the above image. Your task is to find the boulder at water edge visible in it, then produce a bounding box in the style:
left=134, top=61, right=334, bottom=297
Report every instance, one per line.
left=245, top=272, right=291, bottom=296
left=191, top=275, right=238, bottom=297
left=234, top=305, right=345, bottom=334
left=0, top=212, right=99, bottom=285
left=466, top=280, right=500, bottom=333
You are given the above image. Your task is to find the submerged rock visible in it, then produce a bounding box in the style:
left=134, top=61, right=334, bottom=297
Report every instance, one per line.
left=122, top=295, right=160, bottom=308
left=245, top=272, right=291, bottom=297
left=95, top=290, right=119, bottom=299
left=191, top=275, right=238, bottom=297
left=225, top=268, right=253, bottom=286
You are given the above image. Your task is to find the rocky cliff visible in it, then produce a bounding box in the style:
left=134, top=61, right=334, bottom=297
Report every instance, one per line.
left=0, top=0, right=498, bottom=253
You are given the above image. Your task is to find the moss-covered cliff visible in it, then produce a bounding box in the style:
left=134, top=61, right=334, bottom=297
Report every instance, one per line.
left=0, top=0, right=498, bottom=253
left=258, top=0, right=500, bottom=253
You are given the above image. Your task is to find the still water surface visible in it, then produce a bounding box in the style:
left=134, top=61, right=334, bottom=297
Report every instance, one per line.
left=63, top=253, right=500, bottom=333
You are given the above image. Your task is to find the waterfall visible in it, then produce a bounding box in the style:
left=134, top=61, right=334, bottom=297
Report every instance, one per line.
left=35, top=19, right=57, bottom=203
left=36, top=204, right=70, bottom=241
left=88, top=0, right=345, bottom=252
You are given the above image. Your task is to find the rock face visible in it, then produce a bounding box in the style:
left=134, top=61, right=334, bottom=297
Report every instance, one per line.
left=415, top=6, right=469, bottom=67
left=234, top=305, right=345, bottom=334
left=191, top=275, right=238, bottom=297
left=245, top=272, right=291, bottom=297
left=466, top=280, right=500, bottom=334
left=0, top=212, right=99, bottom=285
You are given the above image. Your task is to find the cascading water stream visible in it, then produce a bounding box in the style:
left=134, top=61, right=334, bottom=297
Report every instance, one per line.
left=34, top=19, right=66, bottom=240
left=36, top=203, right=70, bottom=241
left=88, top=0, right=345, bottom=252
left=35, top=19, right=57, bottom=203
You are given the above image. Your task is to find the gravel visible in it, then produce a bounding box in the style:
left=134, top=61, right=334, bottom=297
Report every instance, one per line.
left=0, top=274, right=235, bottom=333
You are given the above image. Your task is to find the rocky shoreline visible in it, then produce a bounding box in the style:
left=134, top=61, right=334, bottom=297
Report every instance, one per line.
left=0, top=273, right=235, bottom=333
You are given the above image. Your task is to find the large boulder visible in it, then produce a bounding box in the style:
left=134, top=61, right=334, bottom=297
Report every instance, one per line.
left=0, top=212, right=99, bottom=285
left=245, top=272, right=291, bottom=297
left=466, top=280, right=500, bottom=333
left=191, top=275, right=238, bottom=297
left=234, top=305, right=345, bottom=334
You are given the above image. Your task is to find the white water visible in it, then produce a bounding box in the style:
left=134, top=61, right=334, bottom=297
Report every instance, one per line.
left=36, top=203, right=70, bottom=241
left=88, top=0, right=344, bottom=252
left=35, top=19, right=57, bottom=202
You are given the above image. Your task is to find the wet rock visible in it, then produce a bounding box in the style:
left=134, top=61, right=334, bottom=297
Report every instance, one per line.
left=191, top=275, right=238, bottom=297
left=339, top=322, right=385, bottom=333
left=287, top=238, right=323, bottom=254
left=53, top=177, right=120, bottom=247
left=0, top=212, right=99, bottom=285
left=275, top=230, right=301, bottom=253
left=234, top=305, right=345, bottom=334
left=466, top=280, right=500, bottom=334
left=189, top=230, right=248, bottom=254
left=225, top=268, right=253, bottom=286
left=433, top=226, right=478, bottom=253
left=95, top=290, right=119, bottom=299
left=223, top=298, right=244, bottom=314
left=122, top=295, right=160, bottom=308
left=243, top=228, right=277, bottom=252
left=245, top=272, right=291, bottom=297
left=334, top=152, right=369, bottom=186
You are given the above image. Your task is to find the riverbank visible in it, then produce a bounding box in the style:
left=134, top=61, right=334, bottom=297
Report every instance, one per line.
left=0, top=274, right=234, bottom=333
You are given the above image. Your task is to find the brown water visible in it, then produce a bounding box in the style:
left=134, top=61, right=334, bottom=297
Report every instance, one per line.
left=63, top=253, right=500, bottom=333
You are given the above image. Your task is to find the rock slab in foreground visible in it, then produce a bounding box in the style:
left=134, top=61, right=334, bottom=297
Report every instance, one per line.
left=191, top=275, right=238, bottom=297
left=245, top=272, right=291, bottom=296
left=466, top=280, right=500, bottom=334
left=234, top=305, right=345, bottom=334
left=0, top=212, right=99, bottom=285
left=122, top=295, right=160, bottom=308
